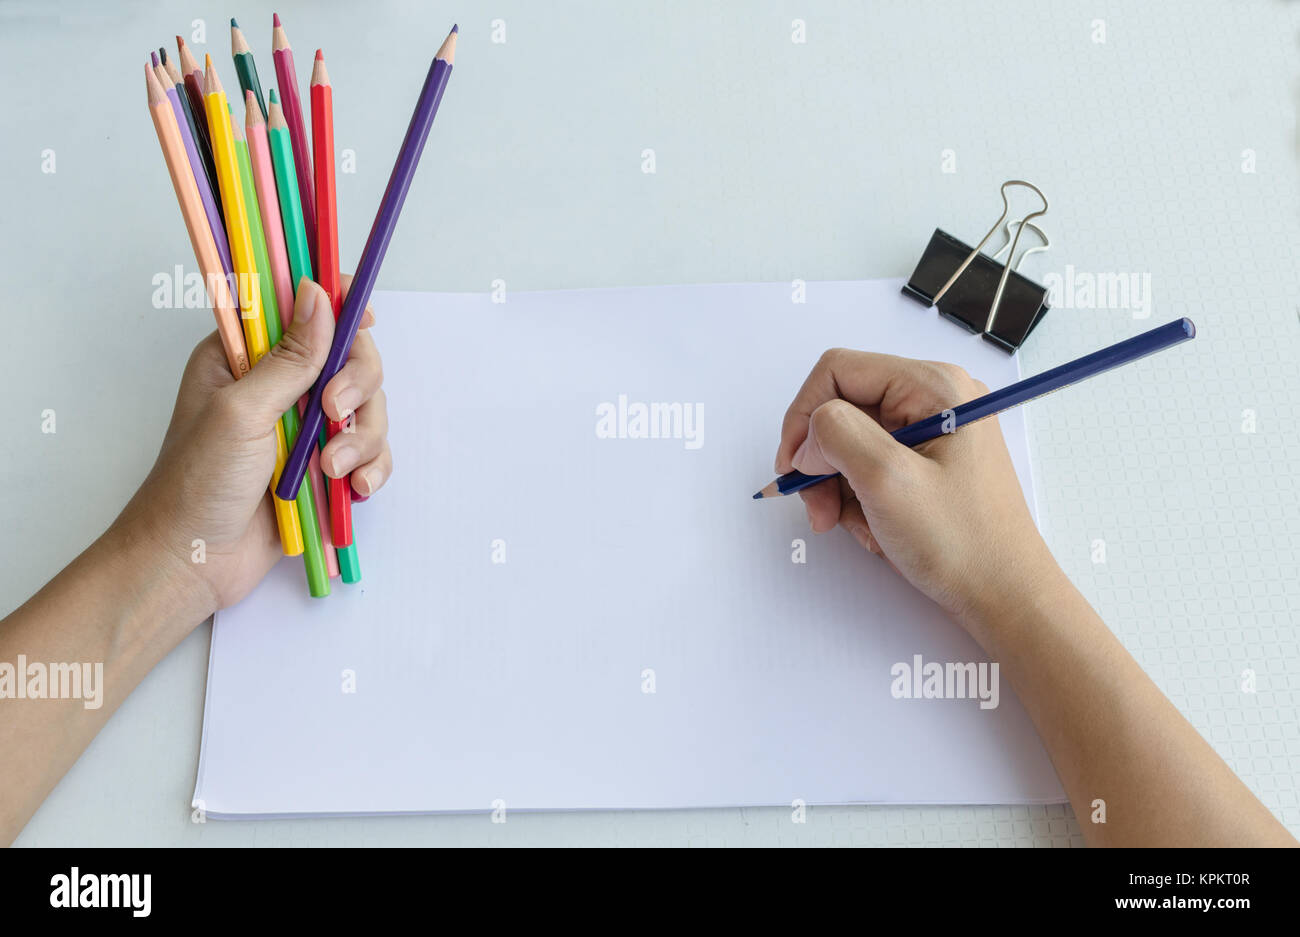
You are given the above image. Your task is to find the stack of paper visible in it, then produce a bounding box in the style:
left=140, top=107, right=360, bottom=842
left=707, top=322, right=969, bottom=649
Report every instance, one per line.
left=194, top=279, right=1064, bottom=818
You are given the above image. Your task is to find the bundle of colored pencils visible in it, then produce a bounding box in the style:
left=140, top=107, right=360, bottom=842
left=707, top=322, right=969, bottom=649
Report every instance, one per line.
left=145, top=16, right=456, bottom=598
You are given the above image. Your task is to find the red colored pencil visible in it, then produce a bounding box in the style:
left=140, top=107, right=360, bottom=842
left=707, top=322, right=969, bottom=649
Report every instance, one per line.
left=272, top=13, right=318, bottom=276
left=311, top=49, right=353, bottom=548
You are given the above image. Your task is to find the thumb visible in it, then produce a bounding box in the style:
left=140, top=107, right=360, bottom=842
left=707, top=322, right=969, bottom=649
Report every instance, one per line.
left=791, top=399, right=916, bottom=492
left=231, top=279, right=336, bottom=426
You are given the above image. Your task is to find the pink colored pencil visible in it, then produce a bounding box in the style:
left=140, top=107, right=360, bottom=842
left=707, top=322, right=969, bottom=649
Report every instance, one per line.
left=272, top=13, right=318, bottom=276
left=252, top=90, right=339, bottom=577
left=245, top=90, right=294, bottom=322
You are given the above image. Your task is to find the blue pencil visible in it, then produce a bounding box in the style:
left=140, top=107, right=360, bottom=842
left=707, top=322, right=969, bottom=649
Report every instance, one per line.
left=754, top=317, right=1196, bottom=499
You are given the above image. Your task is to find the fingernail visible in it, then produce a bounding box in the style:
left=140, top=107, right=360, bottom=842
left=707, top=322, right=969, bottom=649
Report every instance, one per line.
left=330, top=445, right=358, bottom=477
left=356, top=467, right=377, bottom=496
left=303, top=286, right=328, bottom=324
left=848, top=523, right=872, bottom=550
left=333, top=386, right=361, bottom=418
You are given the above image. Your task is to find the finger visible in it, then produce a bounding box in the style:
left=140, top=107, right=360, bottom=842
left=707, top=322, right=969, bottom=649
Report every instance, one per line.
left=798, top=479, right=842, bottom=534
left=338, top=273, right=377, bottom=329
left=229, top=280, right=336, bottom=427
left=776, top=349, right=971, bottom=473
left=350, top=444, right=393, bottom=498
left=793, top=398, right=926, bottom=493
left=322, top=329, right=383, bottom=423
left=321, top=389, right=388, bottom=480
left=840, top=495, right=906, bottom=578
left=836, top=492, right=878, bottom=553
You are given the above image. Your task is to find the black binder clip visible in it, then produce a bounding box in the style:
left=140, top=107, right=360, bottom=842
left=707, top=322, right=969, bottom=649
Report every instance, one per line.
left=903, top=180, right=1051, bottom=353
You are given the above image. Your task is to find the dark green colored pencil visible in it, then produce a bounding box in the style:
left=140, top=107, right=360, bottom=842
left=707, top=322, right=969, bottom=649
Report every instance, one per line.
left=230, top=19, right=267, bottom=119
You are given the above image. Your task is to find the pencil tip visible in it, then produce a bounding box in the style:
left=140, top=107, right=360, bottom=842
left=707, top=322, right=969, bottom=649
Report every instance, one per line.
left=752, top=491, right=763, bottom=500
left=273, top=12, right=281, bottom=26
left=159, top=47, right=167, bottom=63
left=269, top=88, right=279, bottom=104
left=315, top=48, right=324, bottom=60
left=230, top=17, right=239, bottom=28
left=204, top=53, right=213, bottom=68
left=176, top=35, right=184, bottom=47
left=150, top=51, right=159, bottom=67
left=451, top=23, right=458, bottom=33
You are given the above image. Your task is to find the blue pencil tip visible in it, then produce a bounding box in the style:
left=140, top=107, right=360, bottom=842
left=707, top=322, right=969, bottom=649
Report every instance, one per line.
left=230, top=17, right=239, bottom=28
left=752, top=491, right=762, bottom=499
left=451, top=23, right=459, bottom=33
left=1181, top=317, right=1196, bottom=339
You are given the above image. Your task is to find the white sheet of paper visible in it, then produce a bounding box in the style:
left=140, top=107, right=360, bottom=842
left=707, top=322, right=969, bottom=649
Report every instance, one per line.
left=193, top=279, right=1065, bottom=818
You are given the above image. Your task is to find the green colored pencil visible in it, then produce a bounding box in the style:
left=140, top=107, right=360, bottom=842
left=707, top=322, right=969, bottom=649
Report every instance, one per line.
left=267, top=90, right=362, bottom=586
left=232, top=105, right=331, bottom=595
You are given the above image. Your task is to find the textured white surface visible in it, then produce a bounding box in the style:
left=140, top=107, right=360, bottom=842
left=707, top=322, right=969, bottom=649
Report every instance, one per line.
left=1, top=0, right=1297, bottom=846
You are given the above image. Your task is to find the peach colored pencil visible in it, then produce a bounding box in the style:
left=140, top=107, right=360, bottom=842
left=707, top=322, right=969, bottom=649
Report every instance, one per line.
left=145, top=63, right=249, bottom=377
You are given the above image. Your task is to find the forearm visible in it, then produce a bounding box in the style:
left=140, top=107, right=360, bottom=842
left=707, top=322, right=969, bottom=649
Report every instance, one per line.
left=965, top=569, right=1296, bottom=847
left=0, top=519, right=208, bottom=845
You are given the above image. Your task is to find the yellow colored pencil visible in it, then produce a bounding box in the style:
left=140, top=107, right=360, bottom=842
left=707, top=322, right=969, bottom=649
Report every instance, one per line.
left=204, top=55, right=303, bottom=557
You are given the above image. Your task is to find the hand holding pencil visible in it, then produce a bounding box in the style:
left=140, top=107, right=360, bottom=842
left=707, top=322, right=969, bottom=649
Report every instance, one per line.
left=131, top=279, right=386, bottom=610
left=146, top=16, right=457, bottom=595
left=771, top=351, right=1054, bottom=625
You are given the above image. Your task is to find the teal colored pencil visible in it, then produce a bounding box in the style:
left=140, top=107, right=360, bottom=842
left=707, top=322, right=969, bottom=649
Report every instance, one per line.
left=268, top=90, right=362, bottom=585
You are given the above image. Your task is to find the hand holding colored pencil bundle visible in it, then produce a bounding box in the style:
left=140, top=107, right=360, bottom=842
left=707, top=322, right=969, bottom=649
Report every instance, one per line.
left=144, top=15, right=458, bottom=597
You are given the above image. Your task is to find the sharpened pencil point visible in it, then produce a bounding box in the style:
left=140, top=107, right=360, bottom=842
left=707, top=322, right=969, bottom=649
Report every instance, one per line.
left=230, top=17, right=238, bottom=28
left=315, top=48, right=323, bottom=60
left=273, top=12, right=281, bottom=26
left=452, top=23, right=458, bottom=33
left=269, top=88, right=279, bottom=104
left=436, top=25, right=458, bottom=63
left=159, top=47, right=168, bottom=64
left=205, top=53, right=212, bottom=68
left=176, top=35, right=185, bottom=47
left=150, top=51, right=159, bottom=67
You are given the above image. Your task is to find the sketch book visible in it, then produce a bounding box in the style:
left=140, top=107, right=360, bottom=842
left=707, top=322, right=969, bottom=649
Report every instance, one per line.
left=193, top=279, right=1065, bottom=818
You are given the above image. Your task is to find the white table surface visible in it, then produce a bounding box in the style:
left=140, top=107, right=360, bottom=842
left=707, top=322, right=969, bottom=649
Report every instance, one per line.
left=3, top=0, right=1297, bottom=846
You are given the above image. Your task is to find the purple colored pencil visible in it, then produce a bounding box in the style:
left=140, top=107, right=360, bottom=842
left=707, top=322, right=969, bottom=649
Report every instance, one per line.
left=277, top=24, right=458, bottom=500
left=272, top=13, right=319, bottom=276
left=153, top=58, right=233, bottom=277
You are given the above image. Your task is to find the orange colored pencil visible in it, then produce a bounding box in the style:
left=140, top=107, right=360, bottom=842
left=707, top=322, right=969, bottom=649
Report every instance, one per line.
left=311, top=49, right=353, bottom=548
left=145, top=63, right=248, bottom=377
